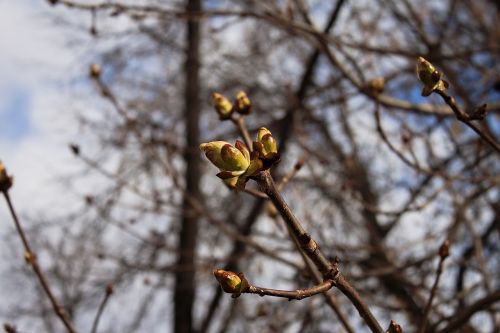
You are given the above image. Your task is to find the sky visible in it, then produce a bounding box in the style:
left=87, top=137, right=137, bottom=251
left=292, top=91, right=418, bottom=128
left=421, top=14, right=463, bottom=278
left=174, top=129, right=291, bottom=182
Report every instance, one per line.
left=0, top=1, right=102, bottom=328
left=0, top=0, right=87, bottom=225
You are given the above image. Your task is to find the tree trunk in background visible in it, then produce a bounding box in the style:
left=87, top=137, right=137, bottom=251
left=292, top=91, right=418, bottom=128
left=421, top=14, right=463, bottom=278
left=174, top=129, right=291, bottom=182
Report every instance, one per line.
left=174, top=0, right=202, bottom=332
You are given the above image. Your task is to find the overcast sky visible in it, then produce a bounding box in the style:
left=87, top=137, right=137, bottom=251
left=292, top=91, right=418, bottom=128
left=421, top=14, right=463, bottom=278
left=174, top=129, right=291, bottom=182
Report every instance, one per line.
left=0, top=0, right=89, bottom=228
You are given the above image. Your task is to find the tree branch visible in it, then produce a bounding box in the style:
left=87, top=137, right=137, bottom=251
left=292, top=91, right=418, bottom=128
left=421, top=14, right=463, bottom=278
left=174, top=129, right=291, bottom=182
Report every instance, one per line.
left=0, top=176, right=78, bottom=333
left=246, top=280, right=334, bottom=300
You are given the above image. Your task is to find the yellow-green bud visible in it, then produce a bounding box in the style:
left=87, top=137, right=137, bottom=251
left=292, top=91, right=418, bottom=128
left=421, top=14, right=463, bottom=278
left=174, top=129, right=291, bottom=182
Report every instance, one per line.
left=220, top=143, right=250, bottom=171
left=256, top=127, right=278, bottom=156
left=257, top=127, right=272, bottom=143
left=416, top=57, right=448, bottom=96
left=200, top=141, right=251, bottom=189
left=234, top=91, right=251, bottom=114
left=200, top=141, right=230, bottom=170
left=213, top=269, right=243, bottom=293
left=212, top=92, right=233, bottom=120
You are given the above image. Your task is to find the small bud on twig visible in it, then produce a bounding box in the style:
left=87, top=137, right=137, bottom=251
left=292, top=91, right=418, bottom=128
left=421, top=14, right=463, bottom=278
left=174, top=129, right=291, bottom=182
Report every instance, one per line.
left=234, top=91, right=252, bottom=115
left=213, top=269, right=249, bottom=297
left=89, top=63, right=101, bottom=79
left=105, top=283, right=114, bottom=295
left=416, top=57, right=448, bottom=97
left=439, top=240, right=450, bottom=259
left=69, top=143, right=80, bottom=156
left=254, top=127, right=280, bottom=165
left=0, top=161, right=13, bottom=193
left=386, top=320, right=403, bottom=333
left=212, top=92, right=233, bottom=120
left=367, top=77, right=385, bottom=95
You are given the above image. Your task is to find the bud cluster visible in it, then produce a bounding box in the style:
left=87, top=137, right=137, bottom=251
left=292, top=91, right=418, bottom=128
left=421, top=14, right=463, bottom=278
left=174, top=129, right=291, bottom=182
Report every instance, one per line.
left=200, top=127, right=280, bottom=189
left=212, top=91, right=251, bottom=120
left=416, top=57, right=449, bottom=96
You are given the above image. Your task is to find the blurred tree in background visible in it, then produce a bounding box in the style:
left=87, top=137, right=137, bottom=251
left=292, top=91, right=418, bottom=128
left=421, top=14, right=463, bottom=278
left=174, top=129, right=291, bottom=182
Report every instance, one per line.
left=1, top=0, right=499, bottom=332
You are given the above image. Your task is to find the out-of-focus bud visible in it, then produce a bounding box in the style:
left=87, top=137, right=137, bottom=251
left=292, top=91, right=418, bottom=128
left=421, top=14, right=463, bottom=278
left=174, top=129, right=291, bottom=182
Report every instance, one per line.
left=416, top=57, right=448, bottom=96
left=386, top=320, right=403, bottom=333
left=367, top=77, right=385, bottom=95
left=24, top=251, right=34, bottom=264
left=106, top=283, right=114, bottom=295
left=3, top=323, right=17, bottom=333
left=212, top=92, right=233, bottom=120
left=47, top=0, right=59, bottom=5
left=0, top=161, right=13, bottom=192
left=470, top=104, right=488, bottom=120
left=89, top=63, right=101, bottom=79
left=234, top=91, right=251, bottom=115
left=439, top=240, right=450, bottom=259
left=213, top=269, right=249, bottom=296
left=69, top=143, right=80, bottom=156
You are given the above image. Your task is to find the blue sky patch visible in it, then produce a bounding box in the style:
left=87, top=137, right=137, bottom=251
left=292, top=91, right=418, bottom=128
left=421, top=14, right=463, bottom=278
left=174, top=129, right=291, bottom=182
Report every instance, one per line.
left=0, top=88, right=32, bottom=141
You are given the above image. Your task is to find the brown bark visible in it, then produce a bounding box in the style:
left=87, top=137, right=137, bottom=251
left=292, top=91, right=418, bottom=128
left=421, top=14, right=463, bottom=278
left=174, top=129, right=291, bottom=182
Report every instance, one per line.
left=174, top=0, right=202, bottom=332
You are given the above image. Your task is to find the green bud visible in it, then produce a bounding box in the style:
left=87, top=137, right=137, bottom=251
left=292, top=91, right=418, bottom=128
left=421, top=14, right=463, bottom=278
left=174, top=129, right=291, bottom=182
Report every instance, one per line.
left=261, top=135, right=277, bottom=155
left=416, top=57, right=448, bottom=96
left=257, top=127, right=272, bottom=143
left=221, top=143, right=250, bottom=171
left=212, top=92, right=233, bottom=120
left=234, top=91, right=251, bottom=114
left=255, top=127, right=278, bottom=159
left=200, top=141, right=231, bottom=170
left=213, top=269, right=243, bottom=293
left=201, top=141, right=252, bottom=188
left=234, top=140, right=250, bottom=163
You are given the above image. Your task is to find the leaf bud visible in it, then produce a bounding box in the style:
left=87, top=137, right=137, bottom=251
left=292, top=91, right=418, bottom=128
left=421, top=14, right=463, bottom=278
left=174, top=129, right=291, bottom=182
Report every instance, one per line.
left=234, top=91, right=251, bottom=114
left=439, top=240, right=450, bottom=259
left=212, top=92, right=233, bottom=120
left=416, top=57, right=448, bottom=96
left=213, top=269, right=243, bottom=293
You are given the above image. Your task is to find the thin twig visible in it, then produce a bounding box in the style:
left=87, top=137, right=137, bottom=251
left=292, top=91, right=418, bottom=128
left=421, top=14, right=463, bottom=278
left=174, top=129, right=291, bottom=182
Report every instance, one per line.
left=1, top=191, right=78, bottom=333
left=90, top=284, right=113, bottom=333
left=246, top=280, right=334, bottom=300
left=231, top=116, right=253, bottom=151
left=418, top=240, right=449, bottom=333
left=435, top=90, right=500, bottom=154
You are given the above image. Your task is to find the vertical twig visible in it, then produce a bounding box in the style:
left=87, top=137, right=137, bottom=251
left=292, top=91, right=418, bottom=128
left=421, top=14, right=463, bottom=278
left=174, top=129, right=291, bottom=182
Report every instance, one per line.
left=90, top=284, right=113, bottom=333
left=418, top=240, right=450, bottom=333
left=231, top=116, right=253, bottom=151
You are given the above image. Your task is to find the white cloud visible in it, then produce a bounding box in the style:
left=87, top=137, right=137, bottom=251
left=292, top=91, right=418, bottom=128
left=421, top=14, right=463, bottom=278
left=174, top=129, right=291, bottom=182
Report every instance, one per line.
left=0, top=0, right=91, bottom=231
